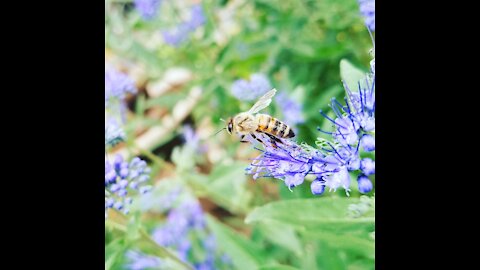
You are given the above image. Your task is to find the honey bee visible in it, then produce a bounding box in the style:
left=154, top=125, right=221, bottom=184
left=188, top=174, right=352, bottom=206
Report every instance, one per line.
left=226, top=89, right=295, bottom=146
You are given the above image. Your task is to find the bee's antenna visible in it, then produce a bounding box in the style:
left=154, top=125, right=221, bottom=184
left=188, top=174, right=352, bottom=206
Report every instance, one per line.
left=220, top=118, right=226, bottom=123
left=208, top=127, right=226, bottom=139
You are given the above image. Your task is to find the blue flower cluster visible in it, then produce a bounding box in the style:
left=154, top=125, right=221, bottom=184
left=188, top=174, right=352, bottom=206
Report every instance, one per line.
left=231, top=73, right=272, bottom=101
left=161, top=4, right=206, bottom=46
left=246, top=64, right=375, bottom=195
left=105, top=68, right=137, bottom=107
left=105, top=67, right=151, bottom=219
left=105, top=155, right=152, bottom=218
left=125, top=190, right=231, bottom=270
left=275, top=91, right=305, bottom=127
left=125, top=250, right=163, bottom=270
left=134, top=0, right=162, bottom=21
left=358, top=0, right=375, bottom=32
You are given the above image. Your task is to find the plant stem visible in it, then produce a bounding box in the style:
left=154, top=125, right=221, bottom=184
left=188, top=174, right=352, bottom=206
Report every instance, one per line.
left=107, top=210, right=194, bottom=270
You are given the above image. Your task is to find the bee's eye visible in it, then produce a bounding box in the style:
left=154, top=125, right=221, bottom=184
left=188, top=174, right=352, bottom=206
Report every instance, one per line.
left=228, top=123, right=232, bottom=133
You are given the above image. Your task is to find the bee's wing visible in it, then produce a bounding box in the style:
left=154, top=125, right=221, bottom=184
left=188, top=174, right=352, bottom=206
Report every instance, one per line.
left=247, top=88, right=277, bottom=114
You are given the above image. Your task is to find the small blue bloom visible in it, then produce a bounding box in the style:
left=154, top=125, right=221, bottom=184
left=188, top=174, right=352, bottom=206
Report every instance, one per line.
left=231, top=73, right=271, bottom=101
left=345, top=77, right=375, bottom=119
left=275, top=91, right=304, bottom=126
left=182, top=124, right=207, bottom=153
left=285, top=173, right=306, bottom=190
left=333, top=117, right=359, bottom=146
left=126, top=192, right=226, bottom=270
left=360, top=158, right=375, bottom=175
left=346, top=155, right=361, bottom=171
left=152, top=199, right=206, bottom=247
left=357, top=175, right=373, bottom=193
left=358, top=0, right=375, bottom=32
left=114, top=201, right=124, bottom=210
left=323, top=166, right=351, bottom=193
left=105, top=154, right=151, bottom=218
left=360, top=134, right=375, bottom=152
left=125, top=250, right=162, bottom=270
left=134, top=0, right=162, bottom=21
left=161, top=23, right=190, bottom=46
left=105, top=68, right=137, bottom=106
left=105, top=118, right=125, bottom=147
left=311, top=179, right=326, bottom=195
left=186, top=5, right=206, bottom=30
left=183, top=124, right=199, bottom=148
left=161, top=4, right=205, bottom=47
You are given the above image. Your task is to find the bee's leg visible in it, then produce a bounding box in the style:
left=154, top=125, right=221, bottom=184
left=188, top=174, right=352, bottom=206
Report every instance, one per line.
left=250, top=133, right=266, bottom=145
left=264, top=134, right=279, bottom=149
left=252, top=133, right=277, bottom=148
left=239, top=134, right=249, bottom=143
left=265, top=133, right=283, bottom=146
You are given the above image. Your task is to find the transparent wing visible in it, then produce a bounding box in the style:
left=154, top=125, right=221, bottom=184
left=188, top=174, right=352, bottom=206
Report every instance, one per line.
left=248, top=88, right=277, bottom=114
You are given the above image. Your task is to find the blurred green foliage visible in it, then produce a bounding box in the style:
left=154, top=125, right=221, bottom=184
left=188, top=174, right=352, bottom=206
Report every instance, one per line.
left=106, top=0, right=374, bottom=269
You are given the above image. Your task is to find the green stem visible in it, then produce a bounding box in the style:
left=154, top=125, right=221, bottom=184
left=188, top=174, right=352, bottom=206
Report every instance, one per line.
left=107, top=211, right=194, bottom=270
left=136, top=146, right=166, bottom=168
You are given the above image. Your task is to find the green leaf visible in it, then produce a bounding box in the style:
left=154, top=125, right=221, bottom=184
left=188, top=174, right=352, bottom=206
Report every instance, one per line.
left=184, top=163, right=252, bottom=214
left=258, top=264, right=301, bottom=270
left=172, top=146, right=197, bottom=171
left=257, top=220, right=303, bottom=257
left=245, top=197, right=374, bottom=231
left=206, top=215, right=269, bottom=270
left=340, top=59, right=368, bottom=92
left=105, top=238, right=125, bottom=270
left=104, top=252, right=118, bottom=270
left=304, top=230, right=374, bottom=259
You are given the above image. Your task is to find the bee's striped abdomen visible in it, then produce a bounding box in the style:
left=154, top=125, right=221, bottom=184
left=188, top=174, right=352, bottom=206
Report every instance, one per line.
left=256, top=114, right=295, bottom=138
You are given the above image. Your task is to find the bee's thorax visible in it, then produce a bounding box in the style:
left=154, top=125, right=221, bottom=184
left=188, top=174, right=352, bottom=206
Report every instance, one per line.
left=233, top=113, right=257, bottom=134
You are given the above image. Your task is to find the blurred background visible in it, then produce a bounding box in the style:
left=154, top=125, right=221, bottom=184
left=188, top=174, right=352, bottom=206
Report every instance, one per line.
left=105, top=0, right=375, bottom=269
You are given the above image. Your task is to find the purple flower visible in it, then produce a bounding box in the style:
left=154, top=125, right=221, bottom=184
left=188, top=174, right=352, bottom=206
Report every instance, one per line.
left=151, top=199, right=206, bottom=247
left=360, top=158, right=375, bottom=175
left=134, top=0, right=162, bottom=21
left=161, top=23, right=190, bottom=46
left=182, top=124, right=208, bottom=154
left=333, top=117, right=359, bottom=146
left=357, top=175, right=373, bottom=193
left=183, top=125, right=199, bottom=147
left=231, top=73, right=271, bottom=101
left=275, top=91, right=304, bottom=126
left=125, top=193, right=225, bottom=270
left=323, top=166, right=351, bottom=193
left=125, top=250, right=162, bottom=270
left=105, top=155, right=151, bottom=218
left=186, top=5, right=205, bottom=30
left=105, top=118, right=125, bottom=147
left=311, top=179, right=326, bottom=195
left=360, top=134, right=375, bottom=152
left=358, top=0, right=375, bottom=32
left=161, top=4, right=205, bottom=47
left=285, top=173, right=306, bottom=190
left=105, top=68, right=137, bottom=106
left=345, top=78, right=375, bottom=122
left=246, top=134, right=352, bottom=194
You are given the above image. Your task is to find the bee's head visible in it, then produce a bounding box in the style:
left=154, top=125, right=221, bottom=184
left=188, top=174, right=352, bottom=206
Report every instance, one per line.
left=226, top=118, right=233, bottom=135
